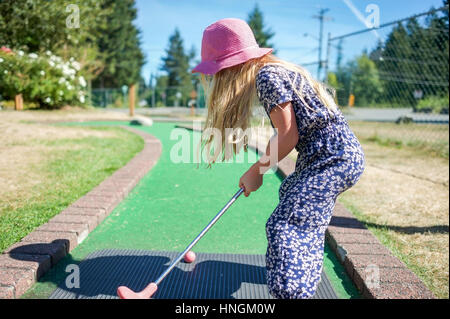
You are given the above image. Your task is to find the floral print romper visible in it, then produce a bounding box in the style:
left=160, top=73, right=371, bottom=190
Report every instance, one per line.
left=256, top=64, right=366, bottom=299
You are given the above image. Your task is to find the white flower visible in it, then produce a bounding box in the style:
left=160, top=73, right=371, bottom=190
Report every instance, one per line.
left=61, top=66, right=69, bottom=75
left=50, top=55, right=62, bottom=63
left=45, top=97, right=51, bottom=103
left=18, top=50, right=24, bottom=56
left=29, top=53, right=38, bottom=59
left=71, top=61, right=81, bottom=71
left=4, top=70, right=8, bottom=74
left=61, top=63, right=76, bottom=77
left=78, top=76, right=87, bottom=88
left=0, top=57, right=3, bottom=63
left=49, top=61, right=55, bottom=67
left=79, top=95, right=85, bottom=103
left=59, top=90, right=64, bottom=96
left=66, top=83, right=73, bottom=91
left=40, top=70, right=45, bottom=76
left=58, top=77, right=66, bottom=84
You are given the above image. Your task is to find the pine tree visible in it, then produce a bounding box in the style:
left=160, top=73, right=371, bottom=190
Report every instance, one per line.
left=93, top=0, right=144, bottom=88
left=378, top=23, right=412, bottom=105
left=247, top=4, right=275, bottom=50
left=160, top=28, right=194, bottom=106
left=423, top=8, right=449, bottom=98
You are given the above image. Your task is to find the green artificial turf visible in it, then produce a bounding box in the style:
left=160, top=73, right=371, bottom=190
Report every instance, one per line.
left=22, top=121, right=359, bottom=299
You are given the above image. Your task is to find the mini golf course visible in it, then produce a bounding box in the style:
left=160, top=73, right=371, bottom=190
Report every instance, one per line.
left=21, top=121, right=360, bottom=299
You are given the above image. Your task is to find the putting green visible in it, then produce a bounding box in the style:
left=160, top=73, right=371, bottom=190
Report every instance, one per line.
left=22, top=121, right=359, bottom=299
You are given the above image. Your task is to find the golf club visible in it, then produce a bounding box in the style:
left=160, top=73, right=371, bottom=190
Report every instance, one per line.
left=117, top=187, right=245, bottom=299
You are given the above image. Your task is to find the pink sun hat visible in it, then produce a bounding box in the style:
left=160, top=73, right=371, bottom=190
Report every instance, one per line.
left=192, top=18, right=273, bottom=75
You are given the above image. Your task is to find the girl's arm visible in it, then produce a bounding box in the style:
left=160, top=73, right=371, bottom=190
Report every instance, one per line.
left=239, top=101, right=299, bottom=196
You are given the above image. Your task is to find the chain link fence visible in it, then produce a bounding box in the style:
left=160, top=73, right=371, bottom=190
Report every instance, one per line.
left=146, top=85, right=206, bottom=108
left=325, top=5, right=449, bottom=158
left=90, top=88, right=129, bottom=108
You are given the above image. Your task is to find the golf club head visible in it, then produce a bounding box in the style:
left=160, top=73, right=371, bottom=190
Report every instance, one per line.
left=117, top=283, right=158, bottom=299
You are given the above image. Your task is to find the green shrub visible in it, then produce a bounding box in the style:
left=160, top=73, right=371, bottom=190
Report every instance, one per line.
left=416, top=95, right=449, bottom=114
left=0, top=48, right=87, bottom=108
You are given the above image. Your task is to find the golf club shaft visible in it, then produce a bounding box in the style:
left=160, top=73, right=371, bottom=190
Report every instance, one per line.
left=154, top=188, right=244, bottom=285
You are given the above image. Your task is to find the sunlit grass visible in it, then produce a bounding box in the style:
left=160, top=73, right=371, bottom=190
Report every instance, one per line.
left=0, top=124, right=143, bottom=253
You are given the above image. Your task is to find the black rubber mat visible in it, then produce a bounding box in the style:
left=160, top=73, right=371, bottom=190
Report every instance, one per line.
left=49, top=249, right=338, bottom=299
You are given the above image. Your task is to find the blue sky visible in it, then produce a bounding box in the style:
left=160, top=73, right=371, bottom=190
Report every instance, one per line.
left=135, top=0, right=445, bottom=82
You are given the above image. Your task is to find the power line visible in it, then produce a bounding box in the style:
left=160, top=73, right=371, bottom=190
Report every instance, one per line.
left=312, top=8, right=333, bottom=80
left=329, top=5, right=448, bottom=41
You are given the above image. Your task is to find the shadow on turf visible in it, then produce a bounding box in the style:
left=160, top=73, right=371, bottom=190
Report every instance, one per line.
left=331, top=215, right=449, bottom=235
left=9, top=246, right=269, bottom=299
left=363, top=222, right=449, bottom=235
left=54, top=254, right=269, bottom=299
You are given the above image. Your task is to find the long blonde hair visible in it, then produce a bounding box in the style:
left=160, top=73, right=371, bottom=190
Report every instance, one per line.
left=199, top=54, right=338, bottom=166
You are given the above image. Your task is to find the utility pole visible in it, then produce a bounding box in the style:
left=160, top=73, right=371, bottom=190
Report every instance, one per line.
left=313, top=8, right=333, bottom=80
left=325, top=32, right=331, bottom=84
left=324, top=36, right=343, bottom=85
left=150, top=73, right=155, bottom=108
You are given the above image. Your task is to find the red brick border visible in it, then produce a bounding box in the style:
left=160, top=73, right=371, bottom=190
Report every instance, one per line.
left=176, top=123, right=435, bottom=299
left=0, top=126, right=162, bottom=299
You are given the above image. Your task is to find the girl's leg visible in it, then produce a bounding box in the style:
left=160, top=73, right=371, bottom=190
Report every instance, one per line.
left=265, top=189, right=337, bottom=299
left=278, top=170, right=298, bottom=201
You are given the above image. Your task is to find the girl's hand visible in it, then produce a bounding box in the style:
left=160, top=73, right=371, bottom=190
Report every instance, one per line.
left=238, top=164, right=263, bottom=197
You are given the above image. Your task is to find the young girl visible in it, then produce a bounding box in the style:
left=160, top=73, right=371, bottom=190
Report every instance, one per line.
left=192, top=18, right=365, bottom=299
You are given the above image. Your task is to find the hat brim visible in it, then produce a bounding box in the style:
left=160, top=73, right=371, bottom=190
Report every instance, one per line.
left=192, top=47, right=273, bottom=75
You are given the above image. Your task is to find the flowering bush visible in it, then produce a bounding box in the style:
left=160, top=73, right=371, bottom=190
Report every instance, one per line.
left=0, top=47, right=87, bottom=108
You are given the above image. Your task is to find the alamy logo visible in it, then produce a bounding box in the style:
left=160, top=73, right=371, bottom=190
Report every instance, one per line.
left=65, top=264, right=80, bottom=289
left=365, top=4, right=380, bottom=29
left=343, top=1, right=381, bottom=37
left=365, top=264, right=380, bottom=289
left=169, top=124, right=278, bottom=173
left=66, top=4, right=80, bottom=29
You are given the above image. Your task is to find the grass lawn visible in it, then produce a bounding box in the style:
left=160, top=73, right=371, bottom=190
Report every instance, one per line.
left=349, top=120, right=449, bottom=159
left=342, top=121, right=448, bottom=298
left=337, top=140, right=449, bottom=299
left=0, top=112, right=143, bottom=253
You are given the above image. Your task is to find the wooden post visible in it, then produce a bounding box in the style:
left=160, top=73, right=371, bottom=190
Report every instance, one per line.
left=128, top=84, right=136, bottom=116
left=348, top=94, right=355, bottom=108
left=190, top=90, right=197, bottom=117
left=14, top=94, right=23, bottom=111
